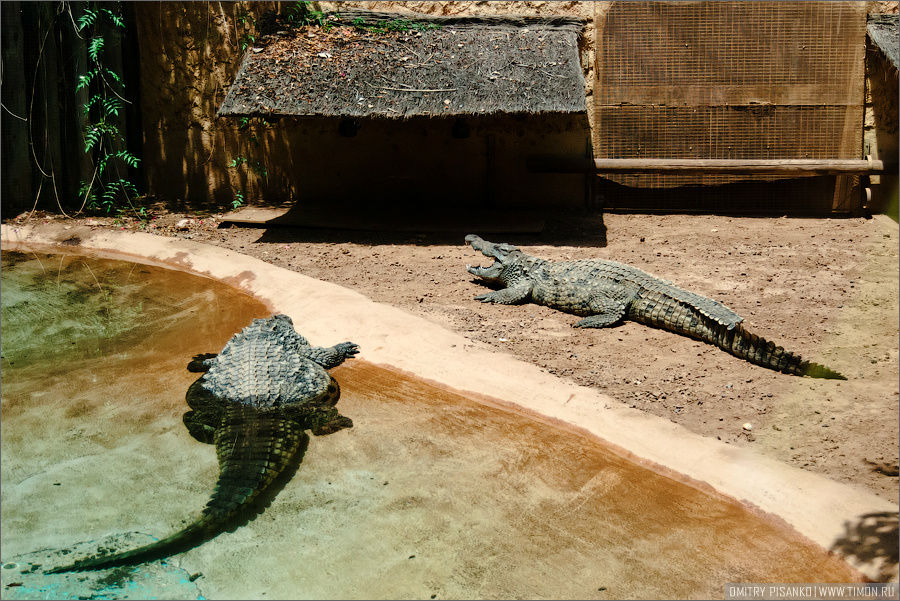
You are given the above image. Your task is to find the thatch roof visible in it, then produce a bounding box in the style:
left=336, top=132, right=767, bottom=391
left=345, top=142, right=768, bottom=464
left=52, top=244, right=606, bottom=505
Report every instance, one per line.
left=868, top=14, right=898, bottom=69
left=217, top=9, right=587, bottom=119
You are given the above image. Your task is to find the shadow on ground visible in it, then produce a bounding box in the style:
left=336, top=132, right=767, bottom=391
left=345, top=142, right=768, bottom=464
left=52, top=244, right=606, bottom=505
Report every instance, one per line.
left=830, top=512, right=900, bottom=582
left=224, top=203, right=610, bottom=248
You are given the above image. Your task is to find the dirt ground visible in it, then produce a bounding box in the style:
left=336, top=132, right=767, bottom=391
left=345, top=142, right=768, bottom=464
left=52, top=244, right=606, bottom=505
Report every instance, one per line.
left=7, top=208, right=899, bottom=501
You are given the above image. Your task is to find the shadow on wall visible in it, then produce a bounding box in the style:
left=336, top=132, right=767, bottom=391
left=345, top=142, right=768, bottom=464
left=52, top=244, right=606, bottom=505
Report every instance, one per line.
left=830, top=512, right=899, bottom=583
left=134, top=1, right=279, bottom=208
left=593, top=176, right=855, bottom=216
left=149, top=110, right=590, bottom=211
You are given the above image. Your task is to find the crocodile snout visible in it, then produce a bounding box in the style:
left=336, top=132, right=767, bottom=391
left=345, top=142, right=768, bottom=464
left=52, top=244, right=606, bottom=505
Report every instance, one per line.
left=465, top=234, right=486, bottom=251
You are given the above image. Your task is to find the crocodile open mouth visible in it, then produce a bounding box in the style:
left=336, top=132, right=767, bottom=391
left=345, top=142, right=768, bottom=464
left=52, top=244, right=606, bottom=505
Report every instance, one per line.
left=466, top=259, right=501, bottom=278
left=465, top=234, right=504, bottom=278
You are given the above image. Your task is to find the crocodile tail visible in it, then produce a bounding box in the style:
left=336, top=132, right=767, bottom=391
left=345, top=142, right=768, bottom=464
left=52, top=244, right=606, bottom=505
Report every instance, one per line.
left=45, top=521, right=216, bottom=574
left=725, top=324, right=846, bottom=380
left=46, top=406, right=308, bottom=574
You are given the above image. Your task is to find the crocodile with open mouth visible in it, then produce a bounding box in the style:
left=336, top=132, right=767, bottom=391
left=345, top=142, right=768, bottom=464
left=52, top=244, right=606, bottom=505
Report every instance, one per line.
left=464, top=234, right=844, bottom=379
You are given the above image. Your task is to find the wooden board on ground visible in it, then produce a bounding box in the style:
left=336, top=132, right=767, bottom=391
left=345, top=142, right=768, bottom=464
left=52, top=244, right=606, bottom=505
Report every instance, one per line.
left=219, top=205, right=545, bottom=234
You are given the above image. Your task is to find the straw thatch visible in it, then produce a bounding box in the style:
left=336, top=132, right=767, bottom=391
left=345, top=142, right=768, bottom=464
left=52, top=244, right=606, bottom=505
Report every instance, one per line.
left=868, top=14, right=898, bottom=69
left=217, top=10, right=587, bottom=119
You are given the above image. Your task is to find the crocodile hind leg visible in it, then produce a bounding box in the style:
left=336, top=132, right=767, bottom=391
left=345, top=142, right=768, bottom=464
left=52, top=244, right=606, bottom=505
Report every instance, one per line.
left=184, top=410, right=218, bottom=444
left=184, top=378, right=223, bottom=444
left=293, top=377, right=353, bottom=435
left=573, top=295, right=630, bottom=328
left=309, top=407, right=353, bottom=436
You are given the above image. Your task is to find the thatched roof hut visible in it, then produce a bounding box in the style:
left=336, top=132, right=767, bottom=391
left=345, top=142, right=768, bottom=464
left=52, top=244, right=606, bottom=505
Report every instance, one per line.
left=867, top=14, right=898, bottom=69
left=218, top=10, right=587, bottom=119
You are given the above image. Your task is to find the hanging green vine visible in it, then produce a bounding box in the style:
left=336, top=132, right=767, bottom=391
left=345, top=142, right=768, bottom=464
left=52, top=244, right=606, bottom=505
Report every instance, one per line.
left=74, top=3, right=142, bottom=217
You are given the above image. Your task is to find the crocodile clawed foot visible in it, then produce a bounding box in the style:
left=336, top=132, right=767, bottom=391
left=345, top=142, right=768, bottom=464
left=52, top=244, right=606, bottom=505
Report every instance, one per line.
left=187, top=353, right=217, bottom=372
left=336, top=342, right=360, bottom=358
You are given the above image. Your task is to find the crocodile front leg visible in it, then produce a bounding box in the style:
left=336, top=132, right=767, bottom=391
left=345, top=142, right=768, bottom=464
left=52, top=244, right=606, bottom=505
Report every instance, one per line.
left=306, top=342, right=360, bottom=369
left=474, top=281, right=533, bottom=305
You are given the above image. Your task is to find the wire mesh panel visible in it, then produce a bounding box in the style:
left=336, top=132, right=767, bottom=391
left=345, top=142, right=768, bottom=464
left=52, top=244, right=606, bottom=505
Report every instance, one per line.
left=594, top=1, right=866, bottom=211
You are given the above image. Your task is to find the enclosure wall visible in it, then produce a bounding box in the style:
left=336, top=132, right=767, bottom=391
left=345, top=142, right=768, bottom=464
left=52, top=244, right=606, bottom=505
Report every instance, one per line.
left=132, top=1, right=595, bottom=209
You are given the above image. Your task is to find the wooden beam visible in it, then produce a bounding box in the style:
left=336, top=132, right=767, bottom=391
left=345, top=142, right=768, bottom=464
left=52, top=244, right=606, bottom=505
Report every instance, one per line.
left=528, top=156, right=889, bottom=175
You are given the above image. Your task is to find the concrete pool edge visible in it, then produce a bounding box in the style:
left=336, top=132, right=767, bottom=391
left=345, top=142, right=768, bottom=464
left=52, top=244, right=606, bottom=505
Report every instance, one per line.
left=3, top=222, right=896, bottom=581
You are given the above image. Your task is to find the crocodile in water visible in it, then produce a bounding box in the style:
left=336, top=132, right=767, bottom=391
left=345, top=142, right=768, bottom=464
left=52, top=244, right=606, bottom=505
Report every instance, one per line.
left=47, top=314, right=359, bottom=573
left=464, top=234, right=844, bottom=379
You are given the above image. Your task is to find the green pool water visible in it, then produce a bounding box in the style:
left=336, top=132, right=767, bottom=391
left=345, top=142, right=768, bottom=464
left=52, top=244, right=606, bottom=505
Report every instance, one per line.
left=1, top=250, right=267, bottom=369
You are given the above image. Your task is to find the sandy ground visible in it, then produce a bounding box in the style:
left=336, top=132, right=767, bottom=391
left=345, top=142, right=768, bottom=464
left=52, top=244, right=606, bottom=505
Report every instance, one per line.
left=7, top=208, right=898, bottom=503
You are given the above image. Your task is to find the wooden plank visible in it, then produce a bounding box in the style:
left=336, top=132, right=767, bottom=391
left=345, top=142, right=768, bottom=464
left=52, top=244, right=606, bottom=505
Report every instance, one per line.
left=593, top=84, right=861, bottom=108
left=529, top=156, right=887, bottom=175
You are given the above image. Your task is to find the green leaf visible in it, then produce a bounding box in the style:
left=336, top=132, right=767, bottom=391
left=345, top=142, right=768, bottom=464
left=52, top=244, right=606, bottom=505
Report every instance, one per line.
left=103, top=67, right=122, bottom=84
left=102, top=97, right=121, bottom=117
left=251, top=161, right=268, bottom=178
left=77, top=8, right=97, bottom=31
left=82, top=95, right=101, bottom=114
left=232, top=189, right=246, bottom=209
left=102, top=8, right=125, bottom=28
left=76, top=72, right=95, bottom=92
left=239, top=33, right=256, bottom=52
left=88, top=37, right=104, bottom=62
left=84, top=126, right=101, bottom=152
left=115, top=150, right=140, bottom=168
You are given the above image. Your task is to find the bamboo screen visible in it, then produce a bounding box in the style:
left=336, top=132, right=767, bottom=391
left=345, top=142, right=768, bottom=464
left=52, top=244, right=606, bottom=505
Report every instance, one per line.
left=594, top=1, right=867, bottom=212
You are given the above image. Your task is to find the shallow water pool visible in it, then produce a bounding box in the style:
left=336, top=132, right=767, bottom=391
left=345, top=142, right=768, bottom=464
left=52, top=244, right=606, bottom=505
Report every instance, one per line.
left=1, top=249, right=862, bottom=599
